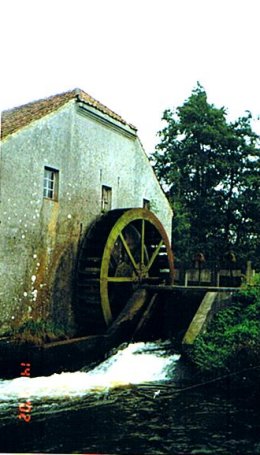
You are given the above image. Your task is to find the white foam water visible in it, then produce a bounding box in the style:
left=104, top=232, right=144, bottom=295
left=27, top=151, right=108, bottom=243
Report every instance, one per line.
left=0, top=341, right=180, bottom=401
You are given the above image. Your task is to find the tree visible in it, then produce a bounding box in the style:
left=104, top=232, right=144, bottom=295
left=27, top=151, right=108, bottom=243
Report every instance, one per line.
left=151, top=83, right=260, bottom=268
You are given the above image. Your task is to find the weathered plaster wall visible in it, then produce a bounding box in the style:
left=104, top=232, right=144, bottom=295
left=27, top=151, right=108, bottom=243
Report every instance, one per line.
left=72, top=105, right=172, bottom=237
left=0, top=103, right=77, bottom=335
left=0, top=100, right=172, bottom=335
left=133, top=138, right=172, bottom=237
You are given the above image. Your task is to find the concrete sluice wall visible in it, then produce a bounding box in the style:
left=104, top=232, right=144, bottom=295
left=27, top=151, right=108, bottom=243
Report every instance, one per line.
left=143, top=287, right=236, bottom=354
left=160, top=289, right=205, bottom=343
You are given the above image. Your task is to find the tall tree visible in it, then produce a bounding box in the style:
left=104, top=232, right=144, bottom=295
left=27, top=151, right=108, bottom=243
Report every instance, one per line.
left=151, top=83, right=260, bottom=268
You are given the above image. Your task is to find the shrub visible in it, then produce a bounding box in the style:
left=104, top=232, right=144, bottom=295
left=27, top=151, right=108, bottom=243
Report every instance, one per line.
left=191, top=275, right=260, bottom=374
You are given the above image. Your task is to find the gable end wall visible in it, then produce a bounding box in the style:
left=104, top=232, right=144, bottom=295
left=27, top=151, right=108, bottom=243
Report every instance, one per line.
left=0, top=101, right=172, bottom=335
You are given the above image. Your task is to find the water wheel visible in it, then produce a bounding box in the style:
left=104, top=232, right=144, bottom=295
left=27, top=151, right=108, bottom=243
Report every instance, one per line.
left=76, top=208, right=174, bottom=334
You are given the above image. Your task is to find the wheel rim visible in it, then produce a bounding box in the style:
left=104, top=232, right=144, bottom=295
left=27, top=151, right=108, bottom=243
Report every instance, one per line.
left=100, top=208, right=174, bottom=325
left=76, top=208, right=174, bottom=333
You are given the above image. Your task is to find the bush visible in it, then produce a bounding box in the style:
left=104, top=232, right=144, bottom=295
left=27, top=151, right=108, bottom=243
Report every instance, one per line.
left=191, top=275, right=260, bottom=374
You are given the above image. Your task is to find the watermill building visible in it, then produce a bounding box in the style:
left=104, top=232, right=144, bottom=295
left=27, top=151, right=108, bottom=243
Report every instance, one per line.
left=0, top=89, right=173, bottom=338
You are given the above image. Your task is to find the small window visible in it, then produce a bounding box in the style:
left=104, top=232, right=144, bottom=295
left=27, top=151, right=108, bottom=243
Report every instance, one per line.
left=101, top=185, right=112, bottom=212
left=143, top=199, right=150, bottom=210
left=43, top=167, right=59, bottom=201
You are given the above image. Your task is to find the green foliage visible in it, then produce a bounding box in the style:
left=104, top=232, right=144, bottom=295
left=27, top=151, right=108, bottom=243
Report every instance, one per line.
left=171, top=200, right=191, bottom=263
left=191, top=276, right=260, bottom=373
left=12, top=319, right=68, bottom=345
left=151, top=83, right=260, bottom=266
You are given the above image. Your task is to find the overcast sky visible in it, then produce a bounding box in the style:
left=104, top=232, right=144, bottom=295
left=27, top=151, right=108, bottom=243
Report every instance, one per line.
left=1, top=0, right=259, bottom=152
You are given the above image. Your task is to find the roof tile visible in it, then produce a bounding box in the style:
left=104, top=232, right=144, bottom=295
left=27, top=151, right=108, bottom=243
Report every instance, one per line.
left=1, top=89, right=137, bottom=140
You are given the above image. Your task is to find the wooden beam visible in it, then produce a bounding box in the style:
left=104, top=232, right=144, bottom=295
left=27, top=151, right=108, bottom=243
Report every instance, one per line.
left=142, top=284, right=239, bottom=293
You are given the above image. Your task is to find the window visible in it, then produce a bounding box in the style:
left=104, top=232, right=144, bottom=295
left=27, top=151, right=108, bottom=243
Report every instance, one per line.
left=101, top=185, right=112, bottom=212
left=43, top=167, right=59, bottom=201
left=143, top=199, right=150, bottom=210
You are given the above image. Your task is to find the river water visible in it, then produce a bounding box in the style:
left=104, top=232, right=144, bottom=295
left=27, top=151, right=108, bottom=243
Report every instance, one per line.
left=0, top=340, right=259, bottom=454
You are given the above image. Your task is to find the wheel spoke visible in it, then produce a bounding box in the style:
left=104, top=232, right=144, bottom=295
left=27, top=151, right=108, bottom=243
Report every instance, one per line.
left=119, top=232, right=139, bottom=272
left=147, top=240, right=164, bottom=271
left=141, top=219, right=145, bottom=267
left=106, top=276, right=137, bottom=282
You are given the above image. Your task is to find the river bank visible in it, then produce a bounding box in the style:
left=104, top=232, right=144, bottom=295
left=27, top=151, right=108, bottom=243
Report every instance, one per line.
left=181, top=276, right=260, bottom=404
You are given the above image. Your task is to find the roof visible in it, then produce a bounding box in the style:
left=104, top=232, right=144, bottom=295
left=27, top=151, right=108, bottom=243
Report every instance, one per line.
left=1, top=89, right=137, bottom=140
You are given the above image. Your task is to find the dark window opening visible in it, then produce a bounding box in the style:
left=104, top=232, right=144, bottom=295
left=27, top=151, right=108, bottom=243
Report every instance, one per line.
left=101, top=185, right=112, bottom=212
left=143, top=199, right=150, bottom=210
